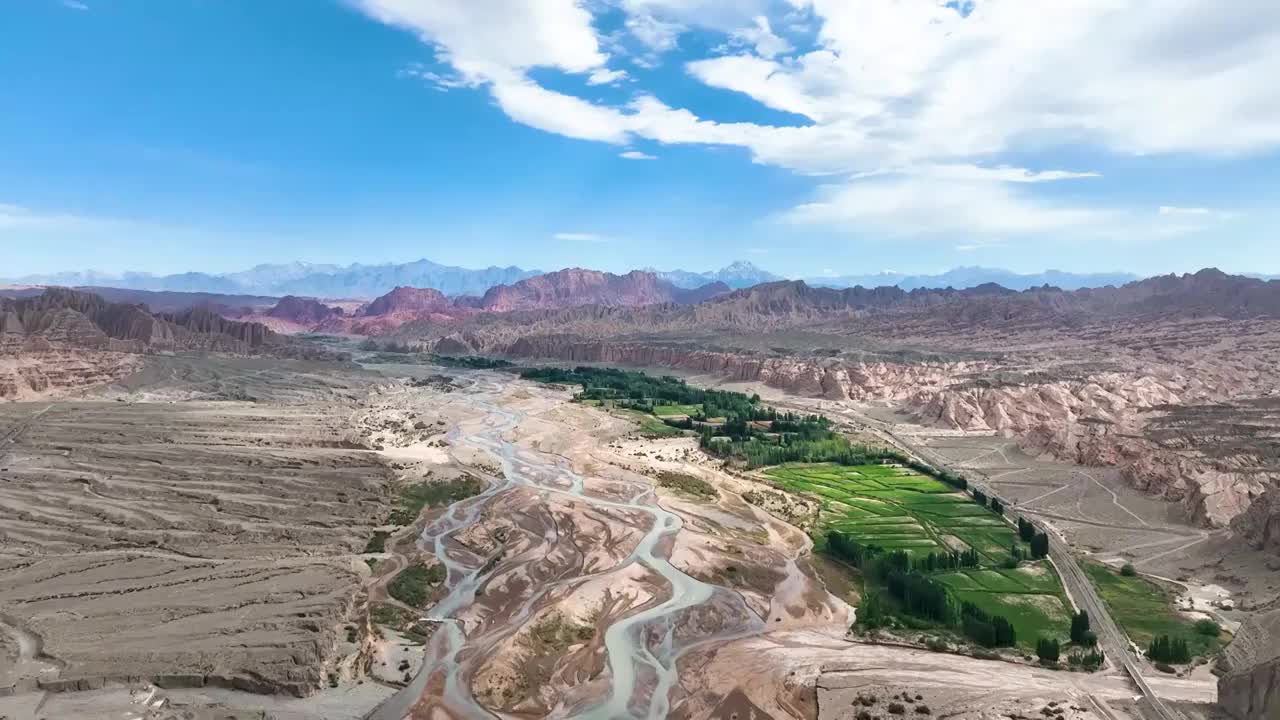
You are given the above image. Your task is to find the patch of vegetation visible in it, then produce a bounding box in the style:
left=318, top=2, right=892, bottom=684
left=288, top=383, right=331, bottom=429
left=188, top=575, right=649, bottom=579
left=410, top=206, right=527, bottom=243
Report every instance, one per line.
left=1083, top=561, right=1224, bottom=662
left=521, top=611, right=596, bottom=652
left=773, top=463, right=1067, bottom=649
left=1067, top=647, right=1106, bottom=671
left=1195, top=619, right=1222, bottom=637
left=370, top=602, right=418, bottom=628
left=617, top=408, right=686, bottom=438
left=521, top=366, right=764, bottom=420
left=1148, top=635, right=1192, bottom=663
left=652, top=403, right=703, bottom=417
left=388, top=476, right=486, bottom=525
left=429, top=355, right=513, bottom=370
left=364, top=530, right=390, bottom=554
left=507, top=610, right=596, bottom=708
left=388, top=561, right=447, bottom=608
left=657, top=471, right=717, bottom=499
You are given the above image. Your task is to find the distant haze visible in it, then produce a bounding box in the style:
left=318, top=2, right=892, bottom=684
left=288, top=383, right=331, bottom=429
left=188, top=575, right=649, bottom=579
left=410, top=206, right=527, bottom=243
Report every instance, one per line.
left=6, top=259, right=1142, bottom=298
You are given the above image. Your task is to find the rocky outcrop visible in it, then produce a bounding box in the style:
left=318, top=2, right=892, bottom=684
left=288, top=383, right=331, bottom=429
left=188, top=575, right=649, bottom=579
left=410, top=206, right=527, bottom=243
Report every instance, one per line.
left=267, top=295, right=344, bottom=326
left=477, top=268, right=723, bottom=312
left=1219, top=601, right=1280, bottom=720
left=315, top=286, right=461, bottom=335
left=1233, top=486, right=1280, bottom=554
left=361, top=286, right=452, bottom=316
left=1, top=289, right=332, bottom=400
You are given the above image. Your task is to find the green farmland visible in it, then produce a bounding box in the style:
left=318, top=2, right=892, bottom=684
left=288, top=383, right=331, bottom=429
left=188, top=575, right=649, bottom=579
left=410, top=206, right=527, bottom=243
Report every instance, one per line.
left=766, top=463, right=1013, bottom=561
left=652, top=403, right=703, bottom=417
left=1083, top=561, right=1225, bottom=661
left=766, top=463, right=1072, bottom=648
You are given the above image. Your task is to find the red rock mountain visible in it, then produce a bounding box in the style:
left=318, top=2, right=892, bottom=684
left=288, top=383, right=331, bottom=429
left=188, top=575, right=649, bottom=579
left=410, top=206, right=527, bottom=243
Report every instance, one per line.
left=267, top=296, right=344, bottom=326
left=272, top=271, right=730, bottom=334
left=477, top=269, right=725, bottom=312
left=361, top=286, right=453, bottom=316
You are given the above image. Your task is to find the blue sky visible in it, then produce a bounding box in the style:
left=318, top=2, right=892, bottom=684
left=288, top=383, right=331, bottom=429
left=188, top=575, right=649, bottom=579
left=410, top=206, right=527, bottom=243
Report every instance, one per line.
left=3, top=0, right=1278, bottom=278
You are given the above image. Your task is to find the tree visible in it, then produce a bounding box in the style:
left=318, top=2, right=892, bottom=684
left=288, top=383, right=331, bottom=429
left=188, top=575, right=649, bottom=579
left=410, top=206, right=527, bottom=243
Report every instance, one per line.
left=1147, top=635, right=1191, bottom=663
left=972, top=489, right=988, bottom=507
left=1120, top=563, right=1137, bottom=577
left=1070, top=610, right=1091, bottom=644
left=1037, top=637, right=1061, bottom=663
left=1018, top=517, right=1036, bottom=543
left=1030, top=532, right=1050, bottom=560
left=990, top=498, right=1004, bottom=515
left=856, top=590, right=887, bottom=631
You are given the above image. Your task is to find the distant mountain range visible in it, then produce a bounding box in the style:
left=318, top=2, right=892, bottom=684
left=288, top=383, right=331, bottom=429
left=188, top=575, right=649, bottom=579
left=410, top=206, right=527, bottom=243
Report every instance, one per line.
left=254, top=268, right=731, bottom=334
left=7, top=260, right=541, bottom=299
left=7, top=259, right=1148, bottom=298
left=650, top=261, right=784, bottom=289
left=803, top=266, right=1141, bottom=291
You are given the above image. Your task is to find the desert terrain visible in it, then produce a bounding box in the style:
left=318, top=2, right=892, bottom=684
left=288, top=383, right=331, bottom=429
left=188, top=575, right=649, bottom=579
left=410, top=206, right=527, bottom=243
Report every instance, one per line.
left=0, top=351, right=1227, bottom=720
left=2, top=276, right=1276, bottom=720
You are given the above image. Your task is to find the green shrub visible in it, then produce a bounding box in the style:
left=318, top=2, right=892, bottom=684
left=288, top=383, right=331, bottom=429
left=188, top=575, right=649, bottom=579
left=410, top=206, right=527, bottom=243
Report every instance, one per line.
left=388, top=562, right=447, bottom=608
left=657, top=471, right=717, bottom=499
left=1120, top=563, right=1137, bottom=577
left=1195, top=619, right=1221, bottom=637
left=388, top=476, right=485, bottom=525
left=363, top=530, right=389, bottom=554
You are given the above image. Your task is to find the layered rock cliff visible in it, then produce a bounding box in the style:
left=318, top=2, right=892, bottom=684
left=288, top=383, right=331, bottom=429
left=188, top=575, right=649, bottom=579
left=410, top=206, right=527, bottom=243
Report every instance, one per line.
left=1233, top=486, right=1280, bottom=554
left=1219, top=600, right=1280, bottom=720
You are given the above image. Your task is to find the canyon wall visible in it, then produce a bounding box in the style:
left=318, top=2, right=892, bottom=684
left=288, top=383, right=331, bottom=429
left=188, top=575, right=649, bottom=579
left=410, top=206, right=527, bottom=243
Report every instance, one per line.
left=452, top=336, right=1276, bottom=527
left=1219, top=601, right=1280, bottom=720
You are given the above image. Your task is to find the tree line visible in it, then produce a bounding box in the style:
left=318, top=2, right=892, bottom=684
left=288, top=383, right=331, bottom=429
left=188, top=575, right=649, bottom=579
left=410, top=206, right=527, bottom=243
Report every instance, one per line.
left=830, top=533, right=1017, bottom=648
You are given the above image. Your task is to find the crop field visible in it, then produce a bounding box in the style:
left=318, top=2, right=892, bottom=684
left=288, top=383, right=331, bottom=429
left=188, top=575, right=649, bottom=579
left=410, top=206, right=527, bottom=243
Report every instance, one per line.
left=1083, top=561, right=1225, bottom=660
left=936, top=564, right=1073, bottom=645
left=765, top=464, right=1017, bottom=561
left=652, top=403, right=703, bottom=417
left=765, top=463, right=1073, bottom=646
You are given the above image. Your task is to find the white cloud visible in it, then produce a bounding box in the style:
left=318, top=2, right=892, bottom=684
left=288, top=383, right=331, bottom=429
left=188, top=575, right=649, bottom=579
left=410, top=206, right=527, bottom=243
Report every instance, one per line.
left=399, top=62, right=473, bottom=91
left=782, top=176, right=1117, bottom=236
left=727, top=15, right=792, bottom=59
left=620, top=150, right=657, bottom=160
left=356, top=0, right=1280, bottom=240
left=554, top=232, right=609, bottom=242
left=354, top=0, right=606, bottom=81
left=690, top=1, right=1280, bottom=163
left=62, top=0, right=89, bottom=10
left=902, top=165, right=1101, bottom=183
left=625, top=13, right=685, bottom=54
left=587, top=68, right=629, bottom=85
left=490, top=78, right=630, bottom=143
